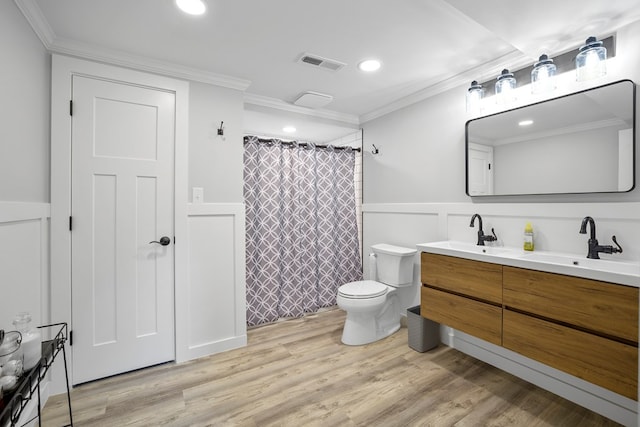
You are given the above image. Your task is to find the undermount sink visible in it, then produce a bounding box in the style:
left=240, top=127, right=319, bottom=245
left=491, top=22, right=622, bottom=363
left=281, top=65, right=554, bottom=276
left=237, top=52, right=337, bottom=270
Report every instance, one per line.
left=516, top=252, right=640, bottom=277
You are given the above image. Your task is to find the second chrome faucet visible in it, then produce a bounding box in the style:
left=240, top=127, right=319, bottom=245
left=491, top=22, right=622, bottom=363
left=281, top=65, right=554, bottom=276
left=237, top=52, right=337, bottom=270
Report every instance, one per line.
left=470, top=214, right=497, bottom=246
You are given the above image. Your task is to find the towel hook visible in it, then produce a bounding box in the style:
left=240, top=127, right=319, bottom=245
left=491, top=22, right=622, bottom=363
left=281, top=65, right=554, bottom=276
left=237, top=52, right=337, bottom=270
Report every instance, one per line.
left=371, top=144, right=379, bottom=155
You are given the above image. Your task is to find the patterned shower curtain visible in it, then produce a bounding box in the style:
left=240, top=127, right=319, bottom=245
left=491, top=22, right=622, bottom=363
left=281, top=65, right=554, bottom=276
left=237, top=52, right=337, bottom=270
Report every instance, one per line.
left=243, top=136, right=363, bottom=327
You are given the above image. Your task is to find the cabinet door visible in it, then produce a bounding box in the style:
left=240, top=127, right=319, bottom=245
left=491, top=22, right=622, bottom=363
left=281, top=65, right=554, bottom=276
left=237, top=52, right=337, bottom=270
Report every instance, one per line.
left=421, top=286, right=502, bottom=345
left=503, top=266, right=638, bottom=343
left=503, top=309, right=637, bottom=400
left=421, top=253, right=502, bottom=304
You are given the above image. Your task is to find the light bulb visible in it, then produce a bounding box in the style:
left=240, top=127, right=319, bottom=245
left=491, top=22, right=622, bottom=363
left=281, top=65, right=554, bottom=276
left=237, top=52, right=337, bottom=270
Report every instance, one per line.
left=466, top=81, right=483, bottom=114
left=495, top=69, right=516, bottom=105
left=531, top=54, right=556, bottom=94
left=576, top=36, right=607, bottom=82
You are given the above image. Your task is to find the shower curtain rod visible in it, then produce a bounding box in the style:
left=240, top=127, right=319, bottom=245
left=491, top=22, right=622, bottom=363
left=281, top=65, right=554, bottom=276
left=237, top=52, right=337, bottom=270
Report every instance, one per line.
left=244, top=136, right=361, bottom=152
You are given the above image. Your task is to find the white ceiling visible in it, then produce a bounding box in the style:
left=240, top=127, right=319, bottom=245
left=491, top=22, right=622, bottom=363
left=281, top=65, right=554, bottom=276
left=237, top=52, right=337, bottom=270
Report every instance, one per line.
left=17, top=0, right=640, bottom=142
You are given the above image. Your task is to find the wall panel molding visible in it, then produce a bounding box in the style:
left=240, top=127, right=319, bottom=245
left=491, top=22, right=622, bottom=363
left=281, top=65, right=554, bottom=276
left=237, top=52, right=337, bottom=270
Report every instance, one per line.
left=363, top=202, right=640, bottom=219
left=0, top=201, right=50, bottom=222
left=0, top=201, right=50, bottom=383
left=180, top=203, right=246, bottom=362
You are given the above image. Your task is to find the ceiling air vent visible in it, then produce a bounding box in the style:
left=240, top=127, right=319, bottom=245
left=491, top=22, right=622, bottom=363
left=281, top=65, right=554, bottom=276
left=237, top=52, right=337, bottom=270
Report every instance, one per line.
left=293, top=91, right=333, bottom=109
left=298, top=53, right=346, bottom=72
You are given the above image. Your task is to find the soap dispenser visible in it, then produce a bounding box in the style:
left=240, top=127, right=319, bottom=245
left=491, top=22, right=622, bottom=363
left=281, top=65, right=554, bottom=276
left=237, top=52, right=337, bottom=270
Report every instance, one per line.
left=524, top=222, right=534, bottom=251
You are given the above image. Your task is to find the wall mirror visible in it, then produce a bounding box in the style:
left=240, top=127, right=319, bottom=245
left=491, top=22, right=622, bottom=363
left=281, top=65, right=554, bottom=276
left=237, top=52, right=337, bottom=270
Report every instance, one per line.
left=466, top=79, right=636, bottom=196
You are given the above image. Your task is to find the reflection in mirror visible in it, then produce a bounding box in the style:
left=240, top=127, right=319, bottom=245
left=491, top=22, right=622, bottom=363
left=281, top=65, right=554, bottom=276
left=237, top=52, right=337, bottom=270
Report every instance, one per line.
left=466, top=80, right=635, bottom=196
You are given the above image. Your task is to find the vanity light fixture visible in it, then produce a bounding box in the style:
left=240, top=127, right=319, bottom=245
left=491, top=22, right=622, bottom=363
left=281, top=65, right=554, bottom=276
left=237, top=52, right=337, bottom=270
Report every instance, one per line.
left=576, top=36, right=607, bottom=82
left=358, top=59, right=381, bottom=72
left=531, top=54, right=556, bottom=94
left=176, top=0, right=206, bottom=15
left=495, top=69, right=516, bottom=105
left=466, top=80, right=483, bottom=114
left=282, top=126, right=296, bottom=133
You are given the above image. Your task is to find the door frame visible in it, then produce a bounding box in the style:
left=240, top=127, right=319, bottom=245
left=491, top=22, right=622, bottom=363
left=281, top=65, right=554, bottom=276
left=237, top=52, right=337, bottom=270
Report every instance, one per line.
left=467, top=142, right=494, bottom=196
left=51, top=55, right=190, bottom=388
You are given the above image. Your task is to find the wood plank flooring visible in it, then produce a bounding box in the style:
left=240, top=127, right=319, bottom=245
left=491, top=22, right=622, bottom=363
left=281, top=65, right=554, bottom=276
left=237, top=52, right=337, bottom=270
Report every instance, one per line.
left=42, top=309, right=622, bottom=426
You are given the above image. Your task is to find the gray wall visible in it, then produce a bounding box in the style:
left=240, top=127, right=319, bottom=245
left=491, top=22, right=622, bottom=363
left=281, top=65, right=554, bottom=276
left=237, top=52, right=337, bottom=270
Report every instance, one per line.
left=0, top=1, right=50, bottom=203
left=363, top=87, right=468, bottom=203
left=188, top=82, right=244, bottom=203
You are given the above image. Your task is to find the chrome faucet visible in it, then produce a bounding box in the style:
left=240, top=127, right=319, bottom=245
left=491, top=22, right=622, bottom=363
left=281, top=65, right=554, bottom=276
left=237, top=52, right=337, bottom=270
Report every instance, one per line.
left=578, top=216, right=623, bottom=259
left=470, top=214, right=497, bottom=246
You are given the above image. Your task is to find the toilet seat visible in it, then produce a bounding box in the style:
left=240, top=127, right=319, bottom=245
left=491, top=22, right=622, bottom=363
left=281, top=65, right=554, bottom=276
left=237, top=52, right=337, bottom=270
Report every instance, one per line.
left=338, top=280, right=388, bottom=299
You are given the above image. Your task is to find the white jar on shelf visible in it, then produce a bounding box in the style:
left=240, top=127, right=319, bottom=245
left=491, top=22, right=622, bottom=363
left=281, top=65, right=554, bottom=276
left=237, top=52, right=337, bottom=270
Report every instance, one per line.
left=0, top=330, right=23, bottom=390
left=12, top=313, right=41, bottom=371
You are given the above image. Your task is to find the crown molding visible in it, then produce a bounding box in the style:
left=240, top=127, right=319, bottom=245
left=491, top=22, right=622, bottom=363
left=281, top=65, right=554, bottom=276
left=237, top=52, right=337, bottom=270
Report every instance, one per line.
left=494, top=118, right=626, bottom=146
left=14, top=0, right=251, bottom=91
left=244, top=93, right=360, bottom=125
left=359, top=50, right=530, bottom=124
left=51, top=38, right=252, bottom=90
left=14, top=0, right=55, bottom=47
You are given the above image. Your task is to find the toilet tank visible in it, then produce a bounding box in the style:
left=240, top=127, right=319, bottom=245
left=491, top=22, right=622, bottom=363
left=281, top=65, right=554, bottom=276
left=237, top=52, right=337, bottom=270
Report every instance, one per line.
left=371, top=244, right=417, bottom=285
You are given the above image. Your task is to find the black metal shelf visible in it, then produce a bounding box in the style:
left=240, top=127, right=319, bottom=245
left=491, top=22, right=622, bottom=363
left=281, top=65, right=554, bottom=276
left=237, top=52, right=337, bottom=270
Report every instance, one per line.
left=0, top=323, right=73, bottom=427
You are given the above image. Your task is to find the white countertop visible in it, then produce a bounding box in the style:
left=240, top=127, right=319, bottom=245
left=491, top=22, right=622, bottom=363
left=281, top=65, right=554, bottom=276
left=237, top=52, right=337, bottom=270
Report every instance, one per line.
left=417, top=241, right=640, bottom=288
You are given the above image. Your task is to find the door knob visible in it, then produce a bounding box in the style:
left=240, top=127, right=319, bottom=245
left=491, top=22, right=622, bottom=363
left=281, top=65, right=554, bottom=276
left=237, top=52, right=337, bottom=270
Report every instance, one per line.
left=149, top=236, right=171, bottom=246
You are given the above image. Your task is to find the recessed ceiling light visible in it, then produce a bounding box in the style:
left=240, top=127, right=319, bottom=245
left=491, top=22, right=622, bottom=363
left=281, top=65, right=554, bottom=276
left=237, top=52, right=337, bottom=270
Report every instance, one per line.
left=283, top=126, right=296, bottom=133
left=519, top=120, right=534, bottom=126
left=358, top=59, right=381, bottom=72
left=176, top=0, right=206, bottom=15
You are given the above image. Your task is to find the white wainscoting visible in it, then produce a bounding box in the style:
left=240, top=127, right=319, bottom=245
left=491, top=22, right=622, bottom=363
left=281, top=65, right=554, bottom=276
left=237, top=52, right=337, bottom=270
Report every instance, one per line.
left=0, top=202, right=50, bottom=333
left=0, top=201, right=51, bottom=423
left=363, top=202, right=640, bottom=426
left=178, top=203, right=247, bottom=362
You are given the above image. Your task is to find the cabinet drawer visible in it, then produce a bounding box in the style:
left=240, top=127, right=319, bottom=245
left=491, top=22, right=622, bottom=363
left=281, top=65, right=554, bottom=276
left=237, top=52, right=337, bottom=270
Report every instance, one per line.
left=421, top=253, right=503, bottom=304
left=503, top=309, right=638, bottom=400
left=421, top=286, right=502, bottom=346
left=503, top=266, right=638, bottom=343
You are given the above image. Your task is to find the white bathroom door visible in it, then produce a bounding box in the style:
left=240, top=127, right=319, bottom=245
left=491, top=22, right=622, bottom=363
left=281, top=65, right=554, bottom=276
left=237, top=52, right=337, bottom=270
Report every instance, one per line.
left=468, top=143, right=494, bottom=195
left=70, top=75, right=176, bottom=384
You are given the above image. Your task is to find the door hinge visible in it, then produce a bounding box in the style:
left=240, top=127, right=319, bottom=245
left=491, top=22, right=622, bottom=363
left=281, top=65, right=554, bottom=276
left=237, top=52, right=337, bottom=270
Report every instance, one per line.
left=69, top=100, right=73, bottom=116
left=488, top=163, right=491, bottom=170
left=69, top=330, right=73, bottom=346
left=69, top=216, right=73, bottom=231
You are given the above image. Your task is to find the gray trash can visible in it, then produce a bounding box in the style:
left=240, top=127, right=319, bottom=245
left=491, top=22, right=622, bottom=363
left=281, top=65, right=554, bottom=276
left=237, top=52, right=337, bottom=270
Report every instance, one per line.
left=407, top=306, right=439, bottom=352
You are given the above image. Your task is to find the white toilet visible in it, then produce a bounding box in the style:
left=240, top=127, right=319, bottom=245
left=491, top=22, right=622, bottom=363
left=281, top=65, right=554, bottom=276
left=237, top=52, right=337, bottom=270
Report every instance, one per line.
left=337, top=243, right=417, bottom=345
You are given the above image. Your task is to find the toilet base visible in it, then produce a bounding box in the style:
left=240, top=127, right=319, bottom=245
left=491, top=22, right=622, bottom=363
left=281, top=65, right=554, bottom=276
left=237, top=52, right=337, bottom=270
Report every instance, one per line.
left=338, top=291, right=402, bottom=346
left=341, top=314, right=401, bottom=345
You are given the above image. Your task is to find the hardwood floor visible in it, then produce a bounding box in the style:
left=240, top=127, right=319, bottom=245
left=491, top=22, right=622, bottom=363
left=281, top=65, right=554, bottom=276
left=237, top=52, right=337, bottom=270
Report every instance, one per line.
left=42, top=309, right=622, bottom=426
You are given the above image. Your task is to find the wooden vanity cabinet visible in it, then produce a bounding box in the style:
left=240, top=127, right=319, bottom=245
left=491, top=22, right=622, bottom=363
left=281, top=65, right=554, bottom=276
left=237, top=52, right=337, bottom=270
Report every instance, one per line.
left=420, top=252, right=502, bottom=345
left=502, top=266, right=638, bottom=400
left=420, top=253, right=502, bottom=303
left=503, top=309, right=637, bottom=400
left=420, top=252, right=639, bottom=400
left=503, top=266, right=638, bottom=342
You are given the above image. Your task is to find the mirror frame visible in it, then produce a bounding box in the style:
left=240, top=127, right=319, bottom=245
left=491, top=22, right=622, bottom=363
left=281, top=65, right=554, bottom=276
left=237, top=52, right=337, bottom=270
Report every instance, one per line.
left=465, top=79, right=636, bottom=197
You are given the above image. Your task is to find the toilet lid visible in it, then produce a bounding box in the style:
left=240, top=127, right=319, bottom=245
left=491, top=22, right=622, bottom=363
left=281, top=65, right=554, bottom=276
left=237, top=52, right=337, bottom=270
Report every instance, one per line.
left=338, top=280, right=388, bottom=299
